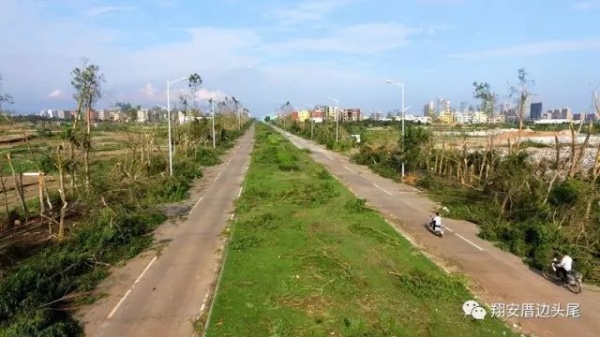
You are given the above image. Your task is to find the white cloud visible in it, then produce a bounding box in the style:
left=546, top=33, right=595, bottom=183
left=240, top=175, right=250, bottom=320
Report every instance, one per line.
left=139, top=84, right=159, bottom=99
left=84, top=6, right=136, bottom=18
left=0, top=0, right=449, bottom=113
left=268, top=0, right=360, bottom=25
left=47, top=89, right=64, bottom=98
left=265, top=23, right=424, bottom=53
left=135, top=84, right=227, bottom=104
left=195, top=88, right=227, bottom=101
left=573, top=1, right=600, bottom=10
left=448, top=37, right=600, bottom=59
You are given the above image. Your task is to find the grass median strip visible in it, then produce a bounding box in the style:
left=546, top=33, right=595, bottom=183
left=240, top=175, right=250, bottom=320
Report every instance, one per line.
left=203, top=123, right=517, bottom=337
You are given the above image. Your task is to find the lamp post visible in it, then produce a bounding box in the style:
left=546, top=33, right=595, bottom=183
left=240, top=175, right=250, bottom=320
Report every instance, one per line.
left=210, top=99, right=216, bottom=148
left=328, top=97, right=339, bottom=142
left=167, top=76, right=189, bottom=176
left=385, top=79, right=406, bottom=178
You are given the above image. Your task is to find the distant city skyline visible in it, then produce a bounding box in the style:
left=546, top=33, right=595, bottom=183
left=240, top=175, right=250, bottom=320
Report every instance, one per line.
left=1, top=0, right=599, bottom=117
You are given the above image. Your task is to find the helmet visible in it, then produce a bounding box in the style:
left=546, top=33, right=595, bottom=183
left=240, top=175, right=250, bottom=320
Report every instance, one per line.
left=435, top=212, right=440, bottom=216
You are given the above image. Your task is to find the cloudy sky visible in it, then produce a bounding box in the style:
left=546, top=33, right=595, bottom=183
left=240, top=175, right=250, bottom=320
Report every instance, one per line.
left=0, top=0, right=599, bottom=117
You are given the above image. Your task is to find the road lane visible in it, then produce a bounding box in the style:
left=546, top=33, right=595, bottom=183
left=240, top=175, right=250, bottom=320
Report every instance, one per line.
left=274, top=125, right=600, bottom=337
left=85, top=125, right=255, bottom=337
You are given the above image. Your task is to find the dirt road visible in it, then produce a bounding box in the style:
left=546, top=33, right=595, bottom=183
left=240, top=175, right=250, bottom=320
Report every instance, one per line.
left=81, top=125, right=255, bottom=337
left=274, top=126, right=600, bottom=337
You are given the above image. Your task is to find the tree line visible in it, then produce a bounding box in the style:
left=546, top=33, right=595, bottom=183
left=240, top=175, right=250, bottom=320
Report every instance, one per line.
left=0, top=62, right=253, bottom=335
left=275, top=69, right=600, bottom=285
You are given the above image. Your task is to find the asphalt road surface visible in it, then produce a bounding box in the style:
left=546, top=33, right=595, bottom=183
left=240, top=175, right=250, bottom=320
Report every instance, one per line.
left=83, top=125, right=255, bottom=337
left=273, top=125, right=600, bottom=337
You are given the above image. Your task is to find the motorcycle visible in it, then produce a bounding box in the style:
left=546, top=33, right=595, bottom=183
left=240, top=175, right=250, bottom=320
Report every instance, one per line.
left=428, top=217, right=444, bottom=237
left=542, top=258, right=583, bottom=294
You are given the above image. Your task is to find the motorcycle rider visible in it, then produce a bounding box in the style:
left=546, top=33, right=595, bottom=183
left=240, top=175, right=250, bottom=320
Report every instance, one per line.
left=553, top=252, right=573, bottom=282
left=430, top=212, right=442, bottom=233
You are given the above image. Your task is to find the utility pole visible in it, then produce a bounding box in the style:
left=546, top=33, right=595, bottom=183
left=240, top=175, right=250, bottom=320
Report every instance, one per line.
left=211, top=99, right=216, bottom=148
left=166, top=76, right=188, bottom=176
left=386, top=80, right=406, bottom=178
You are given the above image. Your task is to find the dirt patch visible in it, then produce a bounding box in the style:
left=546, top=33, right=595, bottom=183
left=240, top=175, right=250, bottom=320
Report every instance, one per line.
left=493, top=130, right=570, bottom=142
left=0, top=134, right=38, bottom=145
left=281, top=294, right=331, bottom=317
left=402, top=174, right=420, bottom=186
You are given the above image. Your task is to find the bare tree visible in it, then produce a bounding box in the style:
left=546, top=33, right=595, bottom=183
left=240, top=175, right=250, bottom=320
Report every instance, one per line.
left=473, top=82, right=497, bottom=118
left=71, top=59, right=105, bottom=193
left=188, top=73, right=202, bottom=116
left=509, top=68, right=534, bottom=150
left=0, top=73, right=14, bottom=113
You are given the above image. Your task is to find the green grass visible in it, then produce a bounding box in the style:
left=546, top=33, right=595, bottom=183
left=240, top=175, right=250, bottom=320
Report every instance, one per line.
left=203, top=123, right=517, bottom=337
left=363, top=128, right=400, bottom=148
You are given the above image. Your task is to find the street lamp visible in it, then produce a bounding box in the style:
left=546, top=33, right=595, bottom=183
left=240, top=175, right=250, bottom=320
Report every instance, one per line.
left=167, top=76, right=189, bottom=176
left=210, top=99, right=216, bottom=148
left=385, top=79, right=406, bottom=178
left=328, top=97, right=339, bottom=142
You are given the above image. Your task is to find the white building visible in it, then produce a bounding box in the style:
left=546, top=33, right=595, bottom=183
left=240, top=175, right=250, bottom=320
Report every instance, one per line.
left=534, top=119, right=571, bottom=124
left=453, top=112, right=470, bottom=124
left=471, top=112, right=489, bottom=124
left=402, top=115, right=432, bottom=124
left=137, top=108, right=149, bottom=122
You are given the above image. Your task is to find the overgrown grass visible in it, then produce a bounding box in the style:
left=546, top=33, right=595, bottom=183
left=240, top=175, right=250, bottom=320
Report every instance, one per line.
left=0, top=121, right=254, bottom=336
left=280, top=120, right=600, bottom=285
left=203, top=123, right=517, bottom=337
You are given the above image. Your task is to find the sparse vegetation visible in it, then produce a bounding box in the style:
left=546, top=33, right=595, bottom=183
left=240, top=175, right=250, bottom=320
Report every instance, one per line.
left=0, top=63, right=253, bottom=335
left=202, top=123, right=516, bottom=337
left=274, top=68, right=600, bottom=287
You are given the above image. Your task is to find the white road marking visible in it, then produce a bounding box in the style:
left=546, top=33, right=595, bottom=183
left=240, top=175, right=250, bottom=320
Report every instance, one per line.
left=238, top=187, right=243, bottom=197
left=373, top=183, right=393, bottom=196
left=197, top=292, right=210, bottom=319
left=192, top=197, right=204, bottom=210
left=344, top=165, right=356, bottom=173
left=225, top=159, right=232, bottom=165
left=214, top=172, right=221, bottom=182
left=444, top=226, right=454, bottom=233
left=455, top=233, right=484, bottom=251
left=324, top=153, right=333, bottom=160
left=107, top=256, right=158, bottom=319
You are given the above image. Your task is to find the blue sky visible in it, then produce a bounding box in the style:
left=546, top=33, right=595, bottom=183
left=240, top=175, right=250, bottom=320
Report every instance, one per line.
left=1, top=0, right=599, bottom=117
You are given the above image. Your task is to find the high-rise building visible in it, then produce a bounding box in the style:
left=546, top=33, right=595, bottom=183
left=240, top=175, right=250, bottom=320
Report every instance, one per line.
left=530, top=102, right=543, bottom=120
left=561, top=107, right=572, bottom=120
left=442, top=99, right=451, bottom=113
left=423, top=101, right=435, bottom=116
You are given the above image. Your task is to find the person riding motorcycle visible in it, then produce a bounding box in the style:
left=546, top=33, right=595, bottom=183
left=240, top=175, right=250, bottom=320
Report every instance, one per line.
left=553, top=253, right=573, bottom=282
left=430, top=212, right=442, bottom=232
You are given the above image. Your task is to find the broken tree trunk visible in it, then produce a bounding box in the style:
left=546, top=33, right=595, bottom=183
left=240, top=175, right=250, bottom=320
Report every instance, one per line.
left=6, top=154, right=27, bottom=219
left=38, top=172, right=46, bottom=230
left=56, top=146, right=68, bottom=241
left=570, top=121, right=593, bottom=178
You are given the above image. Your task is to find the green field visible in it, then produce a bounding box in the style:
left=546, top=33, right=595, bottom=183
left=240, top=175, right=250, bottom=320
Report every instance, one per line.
left=202, top=123, right=517, bottom=337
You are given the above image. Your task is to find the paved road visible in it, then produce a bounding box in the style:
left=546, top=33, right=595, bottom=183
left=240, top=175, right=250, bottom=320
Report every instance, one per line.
left=273, top=125, right=600, bottom=337
left=83, top=125, right=255, bottom=337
